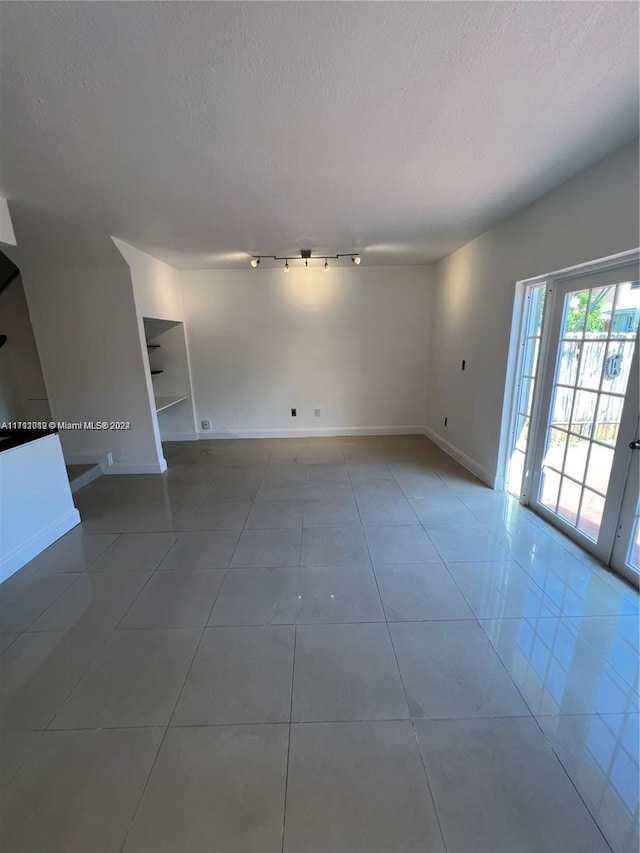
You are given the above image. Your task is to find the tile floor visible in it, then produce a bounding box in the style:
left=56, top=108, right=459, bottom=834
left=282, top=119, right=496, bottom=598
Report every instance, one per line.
left=1, top=435, right=638, bottom=852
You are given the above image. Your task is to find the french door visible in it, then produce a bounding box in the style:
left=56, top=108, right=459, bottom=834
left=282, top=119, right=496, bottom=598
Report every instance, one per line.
left=525, top=257, right=640, bottom=584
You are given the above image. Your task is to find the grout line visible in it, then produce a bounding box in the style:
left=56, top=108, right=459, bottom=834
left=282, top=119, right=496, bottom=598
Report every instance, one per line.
left=281, top=624, right=297, bottom=853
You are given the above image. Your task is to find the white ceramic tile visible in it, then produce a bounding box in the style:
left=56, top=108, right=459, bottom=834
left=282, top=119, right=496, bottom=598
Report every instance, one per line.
left=284, top=721, right=444, bottom=852
left=374, top=563, right=474, bottom=621
left=481, top=616, right=639, bottom=715
left=172, top=625, right=294, bottom=724
left=292, top=623, right=408, bottom=721
left=364, top=525, right=441, bottom=564
left=119, top=570, right=225, bottom=628
left=0, top=728, right=163, bottom=853
left=51, top=628, right=200, bottom=728
left=415, top=716, right=609, bottom=852
left=210, top=565, right=384, bottom=625
left=391, top=620, right=529, bottom=719
left=124, top=725, right=288, bottom=853
left=446, top=560, right=560, bottom=619
left=88, top=532, right=177, bottom=572
left=28, top=571, right=152, bottom=635
left=0, top=572, right=77, bottom=632
left=301, top=526, right=370, bottom=567
left=537, top=712, right=639, bottom=853
left=158, top=531, right=239, bottom=570
left=231, top=528, right=302, bottom=567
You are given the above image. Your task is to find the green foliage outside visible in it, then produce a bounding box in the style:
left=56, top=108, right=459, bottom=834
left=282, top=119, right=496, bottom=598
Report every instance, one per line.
left=565, top=288, right=610, bottom=333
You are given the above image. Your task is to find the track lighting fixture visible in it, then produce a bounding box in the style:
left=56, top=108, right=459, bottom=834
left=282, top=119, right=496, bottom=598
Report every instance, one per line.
left=249, top=249, right=361, bottom=270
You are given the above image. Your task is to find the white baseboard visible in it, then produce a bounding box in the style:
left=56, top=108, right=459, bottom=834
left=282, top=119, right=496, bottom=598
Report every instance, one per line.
left=64, top=452, right=114, bottom=474
left=197, top=425, right=426, bottom=440
left=0, top=509, right=81, bottom=584
left=160, top=431, right=199, bottom=442
left=104, top=458, right=168, bottom=475
left=422, top=425, right=495, bottom=488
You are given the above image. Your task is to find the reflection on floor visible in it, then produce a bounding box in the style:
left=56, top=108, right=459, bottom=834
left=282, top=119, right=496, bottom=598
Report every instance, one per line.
left=1, top=436, right=638, bottom=852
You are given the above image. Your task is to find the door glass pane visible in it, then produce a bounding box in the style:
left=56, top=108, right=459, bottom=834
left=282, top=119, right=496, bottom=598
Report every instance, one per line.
left=515, top=415, right=529, bottom=452
left=570, top=390, right=598, bottom=437
left=602, top=341, right=634, bottom=394
left=585, top=445, right=614, bottom=494
left=543, top=428, right=567, bottom=473
left=522, top=338, right=539, bottom=378
left=610, top=281, right=640, bottom=339
left=576, top=341, right=605, bottom=390
left=551, top=388, right=573, bottom=428
left=557, top=341, right=580, bottom=385
left=564, top=436, right=590, bottom=482
left=578, top=490, right=606, bottom=541
left=558, top=477, right=581, bottom=525
left=540, top=468, right=561, bottom=511
left=595, top=395, right=624, bottom=446
left=518, top=377, right=534, bottom=416
left=563, top=290, right=588, bottom=336
left=585, top=286, right=615, bottom=338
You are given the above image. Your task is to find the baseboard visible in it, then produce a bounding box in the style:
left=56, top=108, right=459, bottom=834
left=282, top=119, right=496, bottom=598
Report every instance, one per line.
left=422, top=425, right=495, bottom=488
left=0, top=508, right=81, bottom=584
left=104, top=458, right=168, bottom=475
left=160, top=431, right=199, bottom=442
left=197, top=425, right=426, bottom=440
left=64, top=452, right=113, bottom=474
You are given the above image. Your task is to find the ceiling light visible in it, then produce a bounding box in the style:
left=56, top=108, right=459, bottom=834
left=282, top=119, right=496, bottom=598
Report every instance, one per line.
left=248, top=250, right=361, bottom=269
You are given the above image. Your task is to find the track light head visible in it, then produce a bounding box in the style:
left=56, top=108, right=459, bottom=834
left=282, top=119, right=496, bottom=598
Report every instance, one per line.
left=352, top=255, right=361, bottom=265
left=284, top=260, right=290, bottom=272
left=324, top=259, right=329, bottom=271
left=250, top=257, right=260, bottom=268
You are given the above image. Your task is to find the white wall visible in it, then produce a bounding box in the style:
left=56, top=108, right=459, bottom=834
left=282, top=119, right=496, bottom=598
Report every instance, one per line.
left=180, top=265, right=432, bottom=436
left=14, top=249, right=162, bottom=474
left=426, top=138, right=640, bottom=485
left=0, top=275, right=50, bottom=423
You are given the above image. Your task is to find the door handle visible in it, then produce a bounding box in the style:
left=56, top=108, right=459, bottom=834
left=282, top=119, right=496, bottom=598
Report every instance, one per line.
left=629, top=440, right=640, bottom=450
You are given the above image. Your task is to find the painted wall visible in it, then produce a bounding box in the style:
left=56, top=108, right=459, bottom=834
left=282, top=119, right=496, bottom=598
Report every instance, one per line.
left=11, top=244, right=163, bottom=474
left=0, top=275, right=50, bottom=423
left=180, top=265, right=432, bottom=436
left=426, top=138, right=640, bottom=485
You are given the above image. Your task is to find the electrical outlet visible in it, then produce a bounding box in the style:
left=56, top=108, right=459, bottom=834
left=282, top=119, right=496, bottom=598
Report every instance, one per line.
left=291, top=408, right=297, bottom=417
left=444, top=417, right=448, bottom=427
left=314, top=408, right=321, bottom=417
left=201, top=420, right=211, bottom=430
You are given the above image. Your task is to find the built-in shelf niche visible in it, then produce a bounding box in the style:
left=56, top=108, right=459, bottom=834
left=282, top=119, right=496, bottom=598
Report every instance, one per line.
left=143, top=316, right=194, bottom=441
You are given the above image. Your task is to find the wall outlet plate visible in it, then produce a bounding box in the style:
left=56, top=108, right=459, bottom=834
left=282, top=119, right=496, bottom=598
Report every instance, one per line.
left=201, top=419, right=211, bottom=430
left=314, top=408, right=321, bottom=417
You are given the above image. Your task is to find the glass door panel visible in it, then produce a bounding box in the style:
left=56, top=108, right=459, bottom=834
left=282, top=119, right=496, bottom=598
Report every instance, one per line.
left=528, top=260, right=640, bottom=571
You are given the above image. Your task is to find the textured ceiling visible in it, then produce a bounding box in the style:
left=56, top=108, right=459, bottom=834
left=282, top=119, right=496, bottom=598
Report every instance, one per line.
left=0, top=1, right=638, bottom=268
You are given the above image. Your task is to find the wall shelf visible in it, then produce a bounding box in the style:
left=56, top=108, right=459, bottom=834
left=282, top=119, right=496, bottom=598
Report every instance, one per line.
left=155, top=395, right=188, bottom=413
